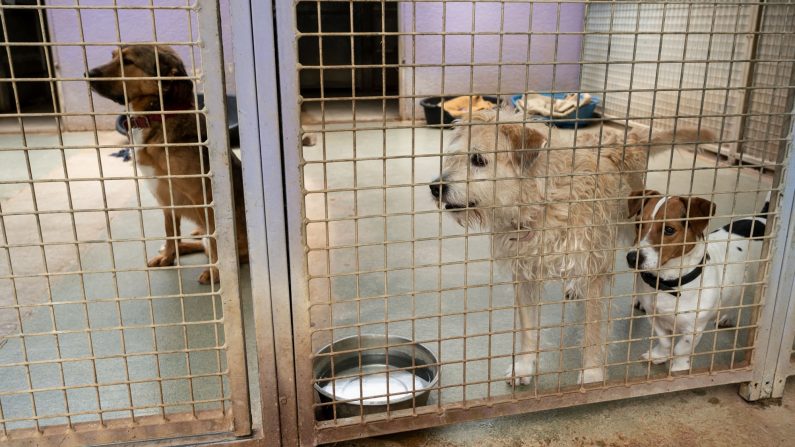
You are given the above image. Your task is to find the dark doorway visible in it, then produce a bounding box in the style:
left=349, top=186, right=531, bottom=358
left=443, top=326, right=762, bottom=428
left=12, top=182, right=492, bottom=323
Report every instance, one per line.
left=0, top=1, right=57, bottom=114
left=297, top=1, right=399, bottom=98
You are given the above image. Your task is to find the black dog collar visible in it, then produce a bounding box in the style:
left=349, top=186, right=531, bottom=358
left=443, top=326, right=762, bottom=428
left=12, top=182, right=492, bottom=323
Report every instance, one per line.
left=639, top=252, right=708, bottom=297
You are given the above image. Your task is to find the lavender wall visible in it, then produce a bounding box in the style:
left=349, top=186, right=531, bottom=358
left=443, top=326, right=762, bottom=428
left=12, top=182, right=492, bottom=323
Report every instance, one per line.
left=46, top=2, right=583, bottom=128
left=47, top=0, right=233, bottom=131
left=399, top=2, right=584, bottom=118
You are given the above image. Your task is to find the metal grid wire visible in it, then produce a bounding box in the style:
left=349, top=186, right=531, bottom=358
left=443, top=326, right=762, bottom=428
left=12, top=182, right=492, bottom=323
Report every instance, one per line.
left=0, top=1, right=248, bottom=444
left=289, top=0, right=793, bottom=442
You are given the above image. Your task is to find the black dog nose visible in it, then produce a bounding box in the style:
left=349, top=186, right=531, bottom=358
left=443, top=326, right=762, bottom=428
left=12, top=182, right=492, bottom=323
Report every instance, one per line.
left=86, top=69, right=100, bottom=78
left=626, top=250, right=644, bottom=269
left=429, top=179, right=446, bottom=199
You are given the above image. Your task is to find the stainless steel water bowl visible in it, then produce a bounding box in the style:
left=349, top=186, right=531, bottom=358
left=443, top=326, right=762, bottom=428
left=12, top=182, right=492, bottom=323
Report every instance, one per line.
left=313, top=335, right=439, bottom=418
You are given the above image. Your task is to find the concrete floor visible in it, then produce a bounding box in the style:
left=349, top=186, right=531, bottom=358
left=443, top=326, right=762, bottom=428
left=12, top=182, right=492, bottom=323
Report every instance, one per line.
left=339, top=379, right=795, bottom=447
left=0, top=130, right=253, bottom=430
left=0, top=117, right=777, bottom=435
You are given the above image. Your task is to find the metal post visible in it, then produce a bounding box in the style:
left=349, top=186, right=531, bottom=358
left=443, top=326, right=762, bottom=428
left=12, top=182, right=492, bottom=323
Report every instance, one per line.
left=197, top=0, right=251, bottom=436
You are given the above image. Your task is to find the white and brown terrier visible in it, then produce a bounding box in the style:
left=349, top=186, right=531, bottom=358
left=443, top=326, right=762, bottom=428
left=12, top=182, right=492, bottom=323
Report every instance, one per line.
left=626, top=190, right=769, bottom=372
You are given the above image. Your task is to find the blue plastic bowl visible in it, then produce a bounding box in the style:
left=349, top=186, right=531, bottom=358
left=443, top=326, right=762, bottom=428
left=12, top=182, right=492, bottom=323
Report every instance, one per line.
left=510, top=93, right=599, bottom=128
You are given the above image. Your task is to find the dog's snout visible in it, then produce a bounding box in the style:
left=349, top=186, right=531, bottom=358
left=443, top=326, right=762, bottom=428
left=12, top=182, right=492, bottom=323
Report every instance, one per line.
left=626, top=250, right=644, bottom=269
left=429, top=178, right=446, bottom=199
left=86, top=68, right=100, bottom=78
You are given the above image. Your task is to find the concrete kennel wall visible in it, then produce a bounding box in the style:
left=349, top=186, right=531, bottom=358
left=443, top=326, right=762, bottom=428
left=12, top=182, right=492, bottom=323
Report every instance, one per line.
left=47, top=0, right=234, bottom=131
left=399, top=2, right=585, bottom=119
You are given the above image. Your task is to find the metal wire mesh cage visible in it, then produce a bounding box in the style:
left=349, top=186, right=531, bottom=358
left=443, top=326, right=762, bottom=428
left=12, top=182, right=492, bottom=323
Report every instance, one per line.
left=279, top=0, right=794, bottom=444
left=1, top=0, right=794, bottom=446
left=0, top=1, right=250, bottom=445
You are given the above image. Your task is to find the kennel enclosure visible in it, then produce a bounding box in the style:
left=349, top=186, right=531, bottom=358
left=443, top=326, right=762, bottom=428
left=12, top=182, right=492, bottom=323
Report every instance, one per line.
left=0, top=1, right=793, bottom=446
left=0, top=1, right=253, bottom=446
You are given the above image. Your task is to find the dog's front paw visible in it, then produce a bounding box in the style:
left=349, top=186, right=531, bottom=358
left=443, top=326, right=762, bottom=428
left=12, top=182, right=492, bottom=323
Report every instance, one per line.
left=717, top=315, right=735, bottom=328
left=148, top=253, right=175, bottom=267
left=578, top=367, right=605, bottom=384
left=640, top=348, right=669, bottom=364
left=670, top=357, right=691, bottom=372
left=633, top=299, right=646, bottom=313
left=505, top=356, right=536, bottom=386
left=198, top=267, right=220, bottom=285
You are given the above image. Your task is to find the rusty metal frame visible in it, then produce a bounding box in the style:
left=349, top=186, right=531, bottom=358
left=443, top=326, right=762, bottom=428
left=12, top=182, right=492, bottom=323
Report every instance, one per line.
left=228, top=0, right=288, bottom=444
left=198, top=0, right=252, bottom=437
left=272, top=0, right=312, bottom=444
left=768, top=109, right=795, bottom=399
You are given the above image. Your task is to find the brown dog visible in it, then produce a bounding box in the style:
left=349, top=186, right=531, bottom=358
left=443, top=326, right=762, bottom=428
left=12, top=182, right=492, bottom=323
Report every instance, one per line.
left=88, top=45, right=248, bottom=284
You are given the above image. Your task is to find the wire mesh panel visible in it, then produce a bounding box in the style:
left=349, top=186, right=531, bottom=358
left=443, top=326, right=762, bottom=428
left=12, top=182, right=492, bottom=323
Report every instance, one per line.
left=581, top=3, right=795, bottom=164
left=741, top=3, right=795, bottom=164
left=0, top=1, right=250, bottom=445
left=271, top=0, right=794, bottom=445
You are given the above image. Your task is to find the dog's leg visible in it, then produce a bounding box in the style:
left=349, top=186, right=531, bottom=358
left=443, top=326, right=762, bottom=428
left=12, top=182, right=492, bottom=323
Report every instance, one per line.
left=633, top=298, right=646, bottom=314
left=198, top=207, right=221, bottom=285
left=579, top=275, right=606, bottom=384
left=506, top=276, right=539, bottom=386
left=716, top=304, right=738, bottom=329
left=717, top=314, right=735, bottom=328
left=148, top=209, right=181, bottom=267
left=148, top=209, right=204, bottom=268
left=641, top=323, right=672, bottom=364
left=177, top=239, right=205, bottom=255
left=671, top=325, right=702, bottom=372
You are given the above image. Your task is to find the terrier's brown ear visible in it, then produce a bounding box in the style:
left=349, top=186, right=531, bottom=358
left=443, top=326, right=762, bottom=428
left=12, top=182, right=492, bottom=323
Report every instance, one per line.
left=627, top=189, right=662, bottom=218
left=684, top=197, right=716, bottom=235
left=499, top=124, right=547, bottom=172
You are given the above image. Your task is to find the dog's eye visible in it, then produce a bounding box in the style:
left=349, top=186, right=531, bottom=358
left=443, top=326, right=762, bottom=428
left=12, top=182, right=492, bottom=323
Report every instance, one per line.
left=470, top=154, right=487, bottom=167
left=664, top=226, right=676, bottom=236
left=121, top=58, right=133, bottom=65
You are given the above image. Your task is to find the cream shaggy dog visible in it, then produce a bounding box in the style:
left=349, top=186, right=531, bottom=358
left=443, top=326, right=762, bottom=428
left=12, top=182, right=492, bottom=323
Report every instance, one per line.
left=429, top=110, right=712, bottom=385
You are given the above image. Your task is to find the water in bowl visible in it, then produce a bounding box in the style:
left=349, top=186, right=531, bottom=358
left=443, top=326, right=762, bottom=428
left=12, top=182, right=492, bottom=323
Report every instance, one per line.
left=321, top=363, right=430, bottom=405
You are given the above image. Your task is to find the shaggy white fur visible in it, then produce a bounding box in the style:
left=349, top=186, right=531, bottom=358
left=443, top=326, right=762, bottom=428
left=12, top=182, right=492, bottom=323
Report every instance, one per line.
left=430, top=110, right=712, bottom=385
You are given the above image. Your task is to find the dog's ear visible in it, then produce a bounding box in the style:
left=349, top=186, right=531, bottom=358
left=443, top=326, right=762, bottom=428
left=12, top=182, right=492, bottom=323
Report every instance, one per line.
left=499, top=124, right=546, bottom=172
left=627, top=189, right=661, bottom=218
left=684, top=197, right=716, bottom=235
left=157, top=48, right=194, bottom=106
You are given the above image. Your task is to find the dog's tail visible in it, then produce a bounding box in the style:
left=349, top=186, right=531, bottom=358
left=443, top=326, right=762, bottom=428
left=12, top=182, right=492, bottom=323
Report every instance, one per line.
left=645, top=128, right=715, bottom=145
left=759, top=190, right=771, bottom=220
left=604, top=127, right=715, bottom=172
left=721, top=190, right=770, bottom=240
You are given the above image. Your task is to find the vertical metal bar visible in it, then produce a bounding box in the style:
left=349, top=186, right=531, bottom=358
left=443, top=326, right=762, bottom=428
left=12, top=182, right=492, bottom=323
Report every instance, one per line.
left=772, top=276, right=795, bottom=397
left=196, top=0, right=251, bottom=436
left=274, top=0, right=316, bottom=444
left=727, top=0, right=764, bottom=162
left=739, top=105, right=795, bottom=401
left=257, top=0, right=301, bottom=444
left=230, top=0, right=282, bottom=441
left=755, top=105, right=795, bottom=400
